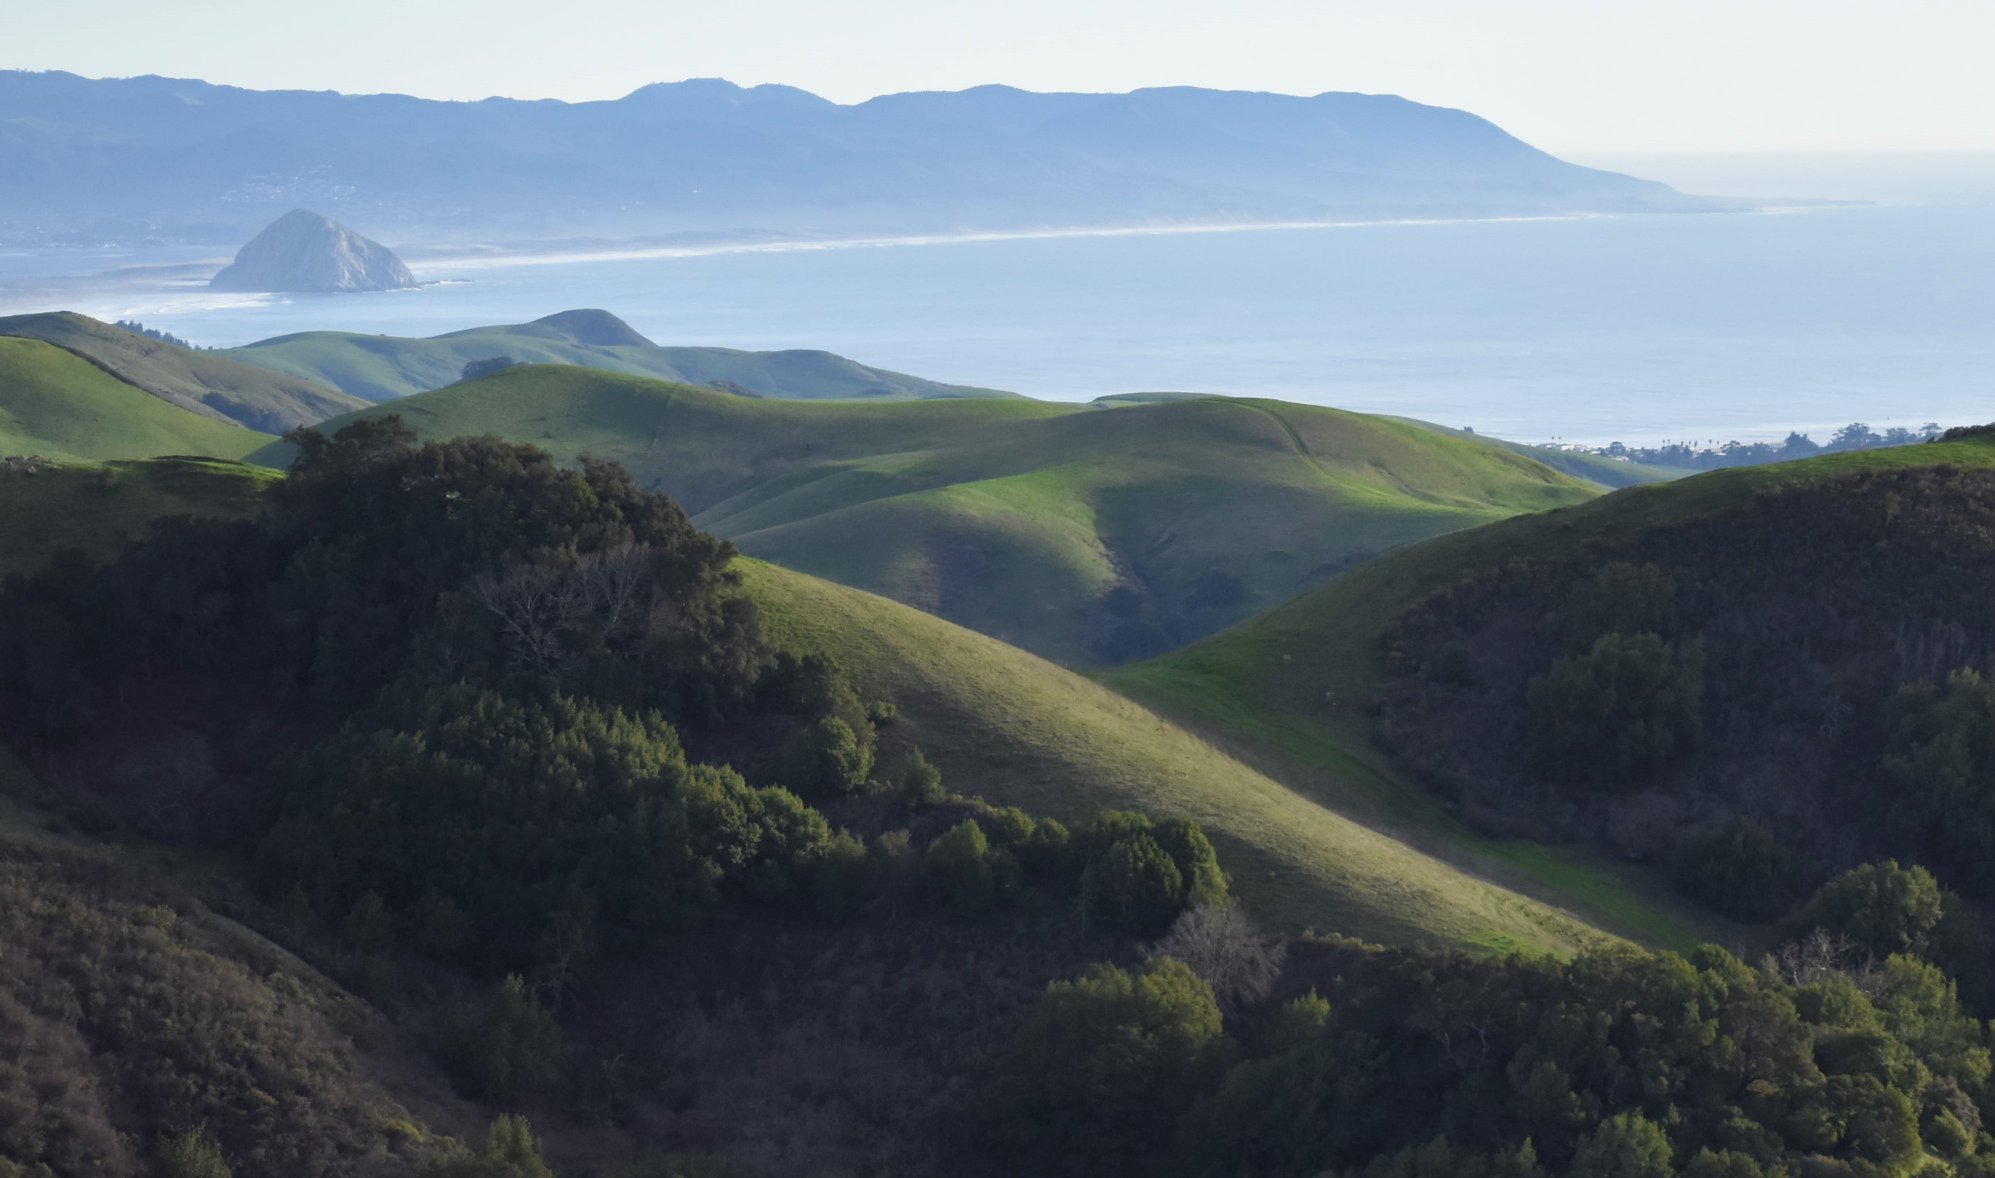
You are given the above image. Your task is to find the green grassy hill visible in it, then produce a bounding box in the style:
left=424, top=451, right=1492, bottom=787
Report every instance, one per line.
left=0, top=337, right=275, bottom=464
left=0, top=312, right=366, bottom=431
left=270, top=364, right=1602, bottom=665
left=741, top=558, right=1640, bottom=954
left=221, top=308, right=1016, bottom=402
left=1104, top=433, right=1995, bottom=941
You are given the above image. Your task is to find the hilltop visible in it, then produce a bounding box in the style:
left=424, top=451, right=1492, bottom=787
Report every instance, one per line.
left=0, top=71, right=1718, bottom=246
left=222, top=309, right=1017, bottom=402
left=210, top=208, right=418, bottom=293
left=268, top=364, right=1603, bottom=665
left=0, top=311, right=365, bottom=431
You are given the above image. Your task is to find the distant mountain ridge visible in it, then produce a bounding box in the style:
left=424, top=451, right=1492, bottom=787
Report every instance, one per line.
left=0, top=71, right=1717, bottom=246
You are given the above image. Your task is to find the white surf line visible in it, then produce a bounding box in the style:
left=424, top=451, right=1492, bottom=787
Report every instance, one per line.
left=398, top=212, right=1648, bottom=272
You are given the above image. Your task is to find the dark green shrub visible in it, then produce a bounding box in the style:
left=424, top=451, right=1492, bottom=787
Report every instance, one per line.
left=420, top=1115, right=555, bottom=1178
left=1083, top=832, right=1184, bottom=936
left=1674, top=818, right=1795, bottom=923
left=1525, top=632, right=1703, bottom=787
left=1798, top=860, right=1945, bottom=959
left=924, top=819, right=995, bottom=915
left=993, top=959, right=1223, bottom=1175
left=154, top=1127, right=233, bottom=1178
left=442, top=975, right=566, bottom=1104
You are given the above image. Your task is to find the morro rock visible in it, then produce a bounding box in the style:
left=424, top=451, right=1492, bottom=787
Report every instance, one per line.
left=210, top=209, right=417, bottom=293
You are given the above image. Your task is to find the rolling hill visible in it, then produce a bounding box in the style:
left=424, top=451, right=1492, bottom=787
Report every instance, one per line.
left=1105, top=431, right=1995, bottom=935
left=220, top=309, right=1016, bottom=402
left=268, top=364, right=1604, bottom=666
left=0, top=312, right=366, bottom=430
left=0, top=336, right=275, bottom=463
left=739, top=557, right=1678, bottom=953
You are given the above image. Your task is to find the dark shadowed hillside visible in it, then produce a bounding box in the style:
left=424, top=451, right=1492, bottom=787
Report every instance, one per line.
left=1113, top=432, right=1995, bottom=938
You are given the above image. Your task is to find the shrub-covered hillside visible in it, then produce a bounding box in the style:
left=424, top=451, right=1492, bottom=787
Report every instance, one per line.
left=1375, top=460, right=1995, bottom=934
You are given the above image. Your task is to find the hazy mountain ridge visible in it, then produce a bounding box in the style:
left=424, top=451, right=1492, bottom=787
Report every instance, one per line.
left=0, top=71, right=1716, bottom=246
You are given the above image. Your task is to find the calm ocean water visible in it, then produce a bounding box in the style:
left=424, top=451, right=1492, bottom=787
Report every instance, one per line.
left=5, top=202, right=1990, bottom=446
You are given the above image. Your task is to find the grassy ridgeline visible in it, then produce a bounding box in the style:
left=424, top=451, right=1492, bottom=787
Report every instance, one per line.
left=0, top=337, right=275, bottom=467
left=0, top=312, right=366, bottom=431
left=0, top=338, right=275, bottom=464
left=266, top=364, right=1603, bottom=665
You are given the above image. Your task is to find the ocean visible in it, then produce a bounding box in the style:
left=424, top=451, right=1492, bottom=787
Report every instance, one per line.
left=4, top=200, right=1990, bottom=447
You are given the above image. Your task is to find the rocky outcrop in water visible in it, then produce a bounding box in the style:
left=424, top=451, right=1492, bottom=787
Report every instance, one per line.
left=210, top=209, right=417, bottom=293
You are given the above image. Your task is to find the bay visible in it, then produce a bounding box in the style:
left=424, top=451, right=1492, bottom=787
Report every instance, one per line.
left=4, top=203, right=1989, bottom=446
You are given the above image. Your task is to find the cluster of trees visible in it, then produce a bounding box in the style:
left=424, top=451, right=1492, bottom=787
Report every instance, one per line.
left=985, top=861, right=1995, bottom=1177
left=113, top=318, right=198, bottom=349
left=915, top=805, right=1227, bottom=931
left=1593, top=423, right=1944, bottom=472
left=1375, top=465, right=1995, bottom=943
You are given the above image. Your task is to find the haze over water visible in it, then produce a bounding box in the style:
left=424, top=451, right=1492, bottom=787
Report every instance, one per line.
left=6, top=199, right=1989, bottom=447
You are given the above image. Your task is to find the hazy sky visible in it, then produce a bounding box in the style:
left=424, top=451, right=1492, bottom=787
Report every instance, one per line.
left=8, top=0, right=1992, bottom=153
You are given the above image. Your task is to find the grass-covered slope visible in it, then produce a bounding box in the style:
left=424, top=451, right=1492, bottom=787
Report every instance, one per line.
left=0, top=337, right=275, bottom=463
left=273, top=364, right=1600, bottom=665
left=740, top=558, right=1621, bottom=954
left=222, top=308, right=1016, bottom=402
left=0, top=457, right=275, bottom=578
left=0, top=311, right=366, bottom=431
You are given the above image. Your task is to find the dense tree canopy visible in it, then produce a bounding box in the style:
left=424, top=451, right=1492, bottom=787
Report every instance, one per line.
left=990, top=930, right=1995, bottom=1178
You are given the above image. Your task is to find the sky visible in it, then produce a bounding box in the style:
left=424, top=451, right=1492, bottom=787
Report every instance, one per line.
left=6, top=0, right=1993, bottom=153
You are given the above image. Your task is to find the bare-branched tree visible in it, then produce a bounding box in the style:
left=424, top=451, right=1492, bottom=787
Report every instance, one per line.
left=1146, top=899, right=1287, bottom=1011
left=1766, top=927, right=1884, bottom=995
left=471, top=562, right=585, bottom=673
